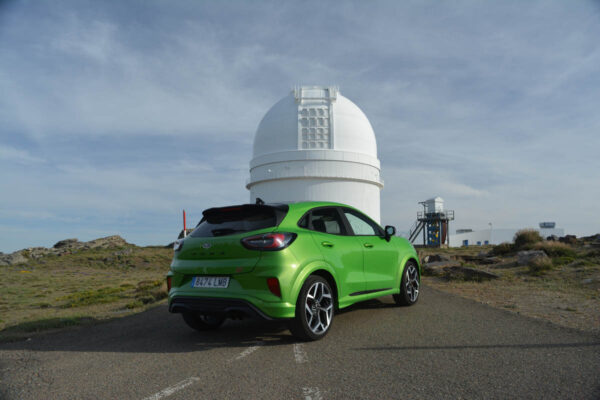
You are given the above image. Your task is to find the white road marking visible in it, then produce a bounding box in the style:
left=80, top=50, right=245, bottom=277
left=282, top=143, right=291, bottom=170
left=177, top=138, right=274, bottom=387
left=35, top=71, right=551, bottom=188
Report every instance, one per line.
left=142, top=377, right=199, bottom=400
left=302, top=387, right=323, bottom=400
left=294, top=343, right=308, bottom=363
left=232, top=343, right=263, bottom=361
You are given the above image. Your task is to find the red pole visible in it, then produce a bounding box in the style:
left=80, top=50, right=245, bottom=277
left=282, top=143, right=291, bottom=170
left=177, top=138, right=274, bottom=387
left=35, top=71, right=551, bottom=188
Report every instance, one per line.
left=183, top=209, right=187, bottom=237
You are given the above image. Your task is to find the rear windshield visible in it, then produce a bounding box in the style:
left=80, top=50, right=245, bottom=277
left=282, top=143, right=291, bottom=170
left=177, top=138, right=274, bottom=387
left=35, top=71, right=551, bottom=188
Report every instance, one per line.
left=190, top=205, right=288, bottom=238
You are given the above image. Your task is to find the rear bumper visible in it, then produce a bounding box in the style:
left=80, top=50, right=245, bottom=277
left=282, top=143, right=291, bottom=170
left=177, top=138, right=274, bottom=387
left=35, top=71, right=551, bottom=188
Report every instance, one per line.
left=169, top=296, right=289, bottom=320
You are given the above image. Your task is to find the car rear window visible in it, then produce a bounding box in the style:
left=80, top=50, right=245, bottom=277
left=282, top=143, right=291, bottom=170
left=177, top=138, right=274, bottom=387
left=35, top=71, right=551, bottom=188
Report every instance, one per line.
left=190, top=205, right=288, bottom=238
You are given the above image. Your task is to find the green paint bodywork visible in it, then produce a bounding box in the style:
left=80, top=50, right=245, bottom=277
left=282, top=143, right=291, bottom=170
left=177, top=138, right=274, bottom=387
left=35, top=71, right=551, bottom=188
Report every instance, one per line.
left=167, top=201, right=420, bottom=319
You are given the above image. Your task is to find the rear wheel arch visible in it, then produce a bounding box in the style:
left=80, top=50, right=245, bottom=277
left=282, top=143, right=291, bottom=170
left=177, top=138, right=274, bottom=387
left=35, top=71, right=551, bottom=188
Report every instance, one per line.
left=399, top=256, right=420, bottom=284
left=291, top=264, right=339, bottom=309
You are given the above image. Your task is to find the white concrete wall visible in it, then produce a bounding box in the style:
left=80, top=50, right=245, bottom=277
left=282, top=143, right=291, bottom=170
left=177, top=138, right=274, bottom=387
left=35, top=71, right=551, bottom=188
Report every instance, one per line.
left=449, top=228, right=566, bottom=247
left=250, top=178, right=381, bottom=223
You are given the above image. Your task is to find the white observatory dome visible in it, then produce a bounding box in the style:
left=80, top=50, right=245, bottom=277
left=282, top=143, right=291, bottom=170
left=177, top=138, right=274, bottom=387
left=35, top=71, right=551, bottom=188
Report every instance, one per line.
left=247, top=86, right=383, bottom=222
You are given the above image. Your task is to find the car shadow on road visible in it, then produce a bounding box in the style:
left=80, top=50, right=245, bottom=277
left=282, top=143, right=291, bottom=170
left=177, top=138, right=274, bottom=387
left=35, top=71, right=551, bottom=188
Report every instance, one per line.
left=0, top=305, right=298, bottom=354
left=0, top=297, right=406, bottom=354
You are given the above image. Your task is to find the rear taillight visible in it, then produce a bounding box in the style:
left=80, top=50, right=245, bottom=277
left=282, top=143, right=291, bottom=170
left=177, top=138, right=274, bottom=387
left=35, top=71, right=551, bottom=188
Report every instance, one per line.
left=267, top=277, right=281, bottom=297
left=241, top=232, right=297, bottom=251
left=166, top=276, right=172, bottom=292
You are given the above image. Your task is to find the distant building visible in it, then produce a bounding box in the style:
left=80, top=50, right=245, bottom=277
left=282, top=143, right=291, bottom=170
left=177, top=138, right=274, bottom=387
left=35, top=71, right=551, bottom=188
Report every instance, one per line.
left=247, top=86, right=383, bottom=222
left=449, top=222, right=564, bottom=247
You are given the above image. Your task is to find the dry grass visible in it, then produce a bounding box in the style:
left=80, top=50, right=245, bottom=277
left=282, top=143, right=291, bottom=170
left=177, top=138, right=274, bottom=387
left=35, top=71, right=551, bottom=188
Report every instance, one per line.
left=531, top=241, right=577, bottom=257
left=528, top=257, right=554, bottom=275
left=0, top=245, right=172, bottom=341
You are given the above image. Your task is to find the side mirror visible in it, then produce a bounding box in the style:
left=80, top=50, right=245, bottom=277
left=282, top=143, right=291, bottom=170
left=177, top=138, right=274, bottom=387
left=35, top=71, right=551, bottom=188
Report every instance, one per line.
left=384, top=225, right=396, bottom=241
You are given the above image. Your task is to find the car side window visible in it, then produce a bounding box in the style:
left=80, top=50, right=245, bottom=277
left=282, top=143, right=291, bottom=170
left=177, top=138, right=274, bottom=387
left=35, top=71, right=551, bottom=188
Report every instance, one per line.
left=342, top=209, right=381, bottom=236
left=309, top=208, right=346, bottom=235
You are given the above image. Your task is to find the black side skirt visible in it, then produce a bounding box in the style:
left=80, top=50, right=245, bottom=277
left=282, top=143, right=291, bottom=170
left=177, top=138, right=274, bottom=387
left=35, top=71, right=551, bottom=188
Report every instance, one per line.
left=349, top=288, right=392, bottom=297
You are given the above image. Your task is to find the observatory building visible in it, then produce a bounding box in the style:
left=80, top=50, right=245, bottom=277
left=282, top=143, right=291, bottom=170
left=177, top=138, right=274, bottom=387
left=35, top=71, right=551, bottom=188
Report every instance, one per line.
left=247, top=86, right=383, bottom=222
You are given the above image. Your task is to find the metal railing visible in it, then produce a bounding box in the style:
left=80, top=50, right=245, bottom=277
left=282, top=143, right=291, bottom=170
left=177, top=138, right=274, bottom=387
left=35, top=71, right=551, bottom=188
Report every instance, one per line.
left=417, top=210, right=454, bottom=220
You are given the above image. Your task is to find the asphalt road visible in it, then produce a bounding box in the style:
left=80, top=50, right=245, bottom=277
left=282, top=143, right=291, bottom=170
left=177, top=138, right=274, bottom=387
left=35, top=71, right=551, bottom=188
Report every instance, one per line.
left=1, top=286, right=599, bottom=400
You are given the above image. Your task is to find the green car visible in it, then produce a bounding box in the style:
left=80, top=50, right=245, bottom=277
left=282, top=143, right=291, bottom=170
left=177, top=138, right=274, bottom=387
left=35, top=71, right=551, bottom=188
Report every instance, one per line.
left=167, top=201, right=420, bottom=340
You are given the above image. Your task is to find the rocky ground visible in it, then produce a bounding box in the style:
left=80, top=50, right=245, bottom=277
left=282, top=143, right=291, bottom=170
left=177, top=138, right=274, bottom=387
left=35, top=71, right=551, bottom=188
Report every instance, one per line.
left=419, top=233, right=600, bottom=334
left=0, top=235, right=132, bottom=266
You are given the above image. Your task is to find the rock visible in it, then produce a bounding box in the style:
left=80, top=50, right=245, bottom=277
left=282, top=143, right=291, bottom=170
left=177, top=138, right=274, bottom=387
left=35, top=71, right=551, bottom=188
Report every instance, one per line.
left=27, top=247, right=55, bottom=259
left=442, top=266, right=500, bottom=281
left=517, top=250, right=549, bottom=266
left=86, top=235, right=129, bottom=249
left=0, top=251, right=29, bottom=266
left=53, top=238, right=79, bottom=249
left=114, top=248, right=133, bottom=256
left=423, top=254, right=452, bottom=264
left=479, top=256, right=501, bottom=265
left=422, top=260, right=460, bottom=276
left=3, top=235, right=132, bottom=264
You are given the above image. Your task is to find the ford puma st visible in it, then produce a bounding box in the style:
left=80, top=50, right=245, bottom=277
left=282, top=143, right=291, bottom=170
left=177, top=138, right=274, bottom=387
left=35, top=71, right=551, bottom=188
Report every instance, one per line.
left=167, top=201, right=420, bottom=340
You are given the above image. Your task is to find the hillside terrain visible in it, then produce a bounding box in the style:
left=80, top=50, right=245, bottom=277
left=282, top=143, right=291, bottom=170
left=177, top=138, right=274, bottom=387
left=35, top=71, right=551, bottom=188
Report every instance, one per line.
left=0, top=236, right=171, bottom=341
left=1, top=231, right=599, bottom=341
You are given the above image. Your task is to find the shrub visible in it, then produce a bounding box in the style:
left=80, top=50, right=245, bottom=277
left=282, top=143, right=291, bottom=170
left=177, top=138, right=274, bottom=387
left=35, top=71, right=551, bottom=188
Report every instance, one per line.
left=532, top=242, right=576, bottom=258
left=559, top=235, right=578, bottom=245
left=491, top=242, right=514, bottom=256
left=583, top=249, right=600, bottom=259
left=514, top=229, right=543, bottom=249
left=552, top=256, right=576, bottom=266
left=528, top=257, right=554, bottom=275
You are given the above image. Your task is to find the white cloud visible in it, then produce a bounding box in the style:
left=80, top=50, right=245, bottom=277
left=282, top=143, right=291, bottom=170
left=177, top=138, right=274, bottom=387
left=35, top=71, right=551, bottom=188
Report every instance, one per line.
left=0, top=145, right=44, bottom=165
left=1, top=0, right=599, bottom=252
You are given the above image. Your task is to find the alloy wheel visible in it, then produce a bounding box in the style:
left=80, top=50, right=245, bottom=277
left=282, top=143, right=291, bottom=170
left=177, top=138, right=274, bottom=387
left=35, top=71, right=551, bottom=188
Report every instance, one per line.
left=405, top=265, right=420, bottom=302
left=304, top=281, right=333, bottom=334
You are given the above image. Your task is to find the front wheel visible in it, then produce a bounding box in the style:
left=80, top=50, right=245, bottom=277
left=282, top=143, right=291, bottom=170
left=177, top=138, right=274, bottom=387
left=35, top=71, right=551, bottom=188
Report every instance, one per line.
left=182, top=312, right=225, bottom=332
left=393, top=262, right=420, bottom=306
left=288, top=276, right=334, bottom=341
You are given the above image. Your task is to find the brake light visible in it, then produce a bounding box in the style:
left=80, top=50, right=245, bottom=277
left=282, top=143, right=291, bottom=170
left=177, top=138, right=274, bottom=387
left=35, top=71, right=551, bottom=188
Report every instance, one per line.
left=267, top=277, right=281, bottom=297
left=166, top=276, right=172, bottom=292
left=241, top=232, right=297, bottom=251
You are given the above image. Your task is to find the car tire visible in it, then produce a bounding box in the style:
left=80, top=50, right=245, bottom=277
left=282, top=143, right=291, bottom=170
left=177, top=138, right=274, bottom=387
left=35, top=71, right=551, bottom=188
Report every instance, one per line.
left=393, top=261, right=420, bottom=306
left=182, top=312, right=225, bottom=331
left=288, top=275, right=334, bottom=341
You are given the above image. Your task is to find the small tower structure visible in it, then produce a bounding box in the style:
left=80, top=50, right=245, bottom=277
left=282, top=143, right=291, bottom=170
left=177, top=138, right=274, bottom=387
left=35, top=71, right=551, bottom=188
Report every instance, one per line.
left=408, top=197, right=454, bottom=247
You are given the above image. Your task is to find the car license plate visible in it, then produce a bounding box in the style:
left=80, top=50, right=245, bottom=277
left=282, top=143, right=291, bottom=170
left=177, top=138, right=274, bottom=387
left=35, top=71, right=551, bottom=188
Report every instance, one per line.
left=191, top=276, right=230, bottom=289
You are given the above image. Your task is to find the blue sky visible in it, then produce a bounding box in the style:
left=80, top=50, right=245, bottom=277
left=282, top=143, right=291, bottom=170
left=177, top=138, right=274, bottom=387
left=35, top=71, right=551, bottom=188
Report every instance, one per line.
left=1, top=0, right=599, bottom=252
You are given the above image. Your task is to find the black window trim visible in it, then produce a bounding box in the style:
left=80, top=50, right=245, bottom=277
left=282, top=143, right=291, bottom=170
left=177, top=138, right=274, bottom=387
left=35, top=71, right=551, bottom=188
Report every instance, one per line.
left=339, top=207, right=385, bottom=237
left=296, top=206, right=350, bottom=236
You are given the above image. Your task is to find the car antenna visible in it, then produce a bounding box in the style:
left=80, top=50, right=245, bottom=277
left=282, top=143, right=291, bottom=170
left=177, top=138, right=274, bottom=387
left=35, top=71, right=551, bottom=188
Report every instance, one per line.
left=255, top=197, right=265, bottom=205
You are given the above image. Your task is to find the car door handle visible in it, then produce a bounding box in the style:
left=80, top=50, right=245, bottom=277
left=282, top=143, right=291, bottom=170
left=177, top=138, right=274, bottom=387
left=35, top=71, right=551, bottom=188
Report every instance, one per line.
left=363, top=243, right=374, bottom=248
left=321, top=241, right=334, bottom=248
